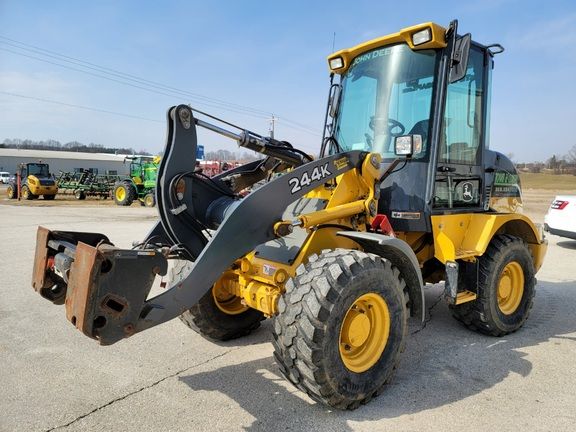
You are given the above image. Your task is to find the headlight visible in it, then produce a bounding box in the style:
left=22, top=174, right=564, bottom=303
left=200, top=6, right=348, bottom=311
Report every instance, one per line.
left=329, top=57, right=344, bottom=69
left=412, top=28, right=432, bottom=46
left=394, top=134, right=423, bottom=157
left=395, top=135, right=413, bottom=156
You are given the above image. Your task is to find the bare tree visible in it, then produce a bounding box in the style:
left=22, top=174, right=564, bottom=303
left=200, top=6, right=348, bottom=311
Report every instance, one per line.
left=567, top=144, right=576, bottom=164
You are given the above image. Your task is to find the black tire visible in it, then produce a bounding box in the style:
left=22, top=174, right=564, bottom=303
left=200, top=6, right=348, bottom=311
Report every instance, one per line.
left=7, top=185, right=16, bottom=199
left=172, top=260, right=264, bottom=341
left=43, top=194, right=56, bottom=200
left=113, top=181, right=136, bottom=206
left=74, top=190, right=86, bottom=200
left=450, top=235, right=536, bottom=336
left=21, top=185, right=35, bottom=200
left=272, top=249, right=408, bottom=410
left=143, top=192, right=156, bottom=207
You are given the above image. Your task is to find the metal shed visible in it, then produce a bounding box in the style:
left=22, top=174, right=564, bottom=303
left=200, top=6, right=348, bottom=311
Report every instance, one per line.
left=0, top=148, right=131, bottom=177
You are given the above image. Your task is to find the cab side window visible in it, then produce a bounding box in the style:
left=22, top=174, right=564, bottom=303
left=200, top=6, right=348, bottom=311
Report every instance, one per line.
left=439, top=47, right=485, bottom=165
left=434, top=46, right=486, bottom=209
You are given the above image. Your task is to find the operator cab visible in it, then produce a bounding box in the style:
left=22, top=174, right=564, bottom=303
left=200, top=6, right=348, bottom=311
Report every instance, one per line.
left=324, top=21, right=510, bottom=232
left=23, top=163, right=51, bottom=178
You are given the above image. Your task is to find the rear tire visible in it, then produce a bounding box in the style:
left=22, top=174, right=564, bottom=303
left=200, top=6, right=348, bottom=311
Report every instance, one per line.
left=44, top=194, right=56, bottom=200
left=113, top=181, right=135, bottom=206
left=272, top=249, right=408, bottom=410
left=74, top=190, right=86, bottom=200
left=450, top=235, right=536, bottom=336
left=172, top=260, right=264, bottom=341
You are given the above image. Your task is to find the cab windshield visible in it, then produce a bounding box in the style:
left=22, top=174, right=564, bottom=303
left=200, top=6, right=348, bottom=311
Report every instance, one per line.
left=27, top=164, right=49, bottom=177
left=334, top=44, right=439, bottom=159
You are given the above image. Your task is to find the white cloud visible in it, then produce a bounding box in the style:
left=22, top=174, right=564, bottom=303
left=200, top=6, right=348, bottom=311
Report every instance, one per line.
left=512, top=13, right=576, bottom=51
left=0, top=70, right=77, bottom=98
left=0, top=70, right=81, bottom=124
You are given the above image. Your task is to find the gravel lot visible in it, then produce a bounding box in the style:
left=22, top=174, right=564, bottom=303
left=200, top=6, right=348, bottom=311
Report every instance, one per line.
left=0, top=192, right=575, bottom=432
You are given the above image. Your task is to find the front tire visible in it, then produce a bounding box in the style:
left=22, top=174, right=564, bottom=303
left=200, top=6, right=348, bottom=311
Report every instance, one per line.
left=451, top=235, right=536, bottom=336
left=143, top=192, right=155, bottom=207
left=21, top=185, right=35, bottom=200
left=7, top=185, right=16, bottom=199
left=272, top=249, right=408, bottom=410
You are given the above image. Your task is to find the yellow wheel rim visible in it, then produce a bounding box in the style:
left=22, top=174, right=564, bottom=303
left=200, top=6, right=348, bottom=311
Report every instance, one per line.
left=339, top=292, right=390, bottom=373
left=212, top=276, right=248, bottom=315
left=115, top=187, right=126, bottom=201
left=497, top=261, right=524, bottom=315
left=145, top=195, right=154, bottom=206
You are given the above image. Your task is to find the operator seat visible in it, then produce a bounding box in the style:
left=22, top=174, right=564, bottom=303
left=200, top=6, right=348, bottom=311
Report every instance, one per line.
left=448, top=142, right=478, bottom=164
left=408, top=120, right=429, bottom=151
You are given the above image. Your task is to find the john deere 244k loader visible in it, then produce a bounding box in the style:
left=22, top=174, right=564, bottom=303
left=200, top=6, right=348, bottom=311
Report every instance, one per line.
left=31, top=20, right=547, bottom=409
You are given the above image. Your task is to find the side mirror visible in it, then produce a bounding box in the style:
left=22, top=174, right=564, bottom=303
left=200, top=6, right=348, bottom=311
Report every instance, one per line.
left=329, top=85, right=342, bottom=118
left=449, top=33, right=471, bottom=83
left=394, top=135, right=423, bottom=157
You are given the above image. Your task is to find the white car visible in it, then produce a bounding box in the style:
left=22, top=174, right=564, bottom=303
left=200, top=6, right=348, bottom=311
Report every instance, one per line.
left=0, top=172, right=10, bottom=184
left=544, top=195, right=576, bottom=240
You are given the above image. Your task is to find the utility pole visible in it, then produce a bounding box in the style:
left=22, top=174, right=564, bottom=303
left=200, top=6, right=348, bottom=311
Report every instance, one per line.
left=269, top=114, right=276, bottom=139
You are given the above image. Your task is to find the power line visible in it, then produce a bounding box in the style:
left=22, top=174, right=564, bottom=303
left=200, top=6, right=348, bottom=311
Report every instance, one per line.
left=0, top=47, right=272, bottom=120
left=0, top=36, right=272, bottom=117
left=0, top=35, right=321, bottom=135
left=0, top=91, right=321, bottom=152
left=277, top=117, right=321, bottom=136
left=0, top=90, right=163, bottom=123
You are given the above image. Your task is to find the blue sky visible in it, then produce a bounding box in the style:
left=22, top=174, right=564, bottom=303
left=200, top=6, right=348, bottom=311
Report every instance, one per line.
left=1, top=0, right=575, bottom=162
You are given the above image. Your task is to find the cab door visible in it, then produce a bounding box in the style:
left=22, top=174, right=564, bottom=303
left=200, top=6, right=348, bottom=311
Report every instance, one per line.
left=433, top=45, right=489, bottom=211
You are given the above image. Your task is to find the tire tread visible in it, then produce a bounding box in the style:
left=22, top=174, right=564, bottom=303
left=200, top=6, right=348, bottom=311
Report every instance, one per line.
left=272, top=249, right=408, bottom=410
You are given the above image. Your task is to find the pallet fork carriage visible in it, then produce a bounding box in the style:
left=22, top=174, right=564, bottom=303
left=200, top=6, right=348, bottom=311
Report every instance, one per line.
left=31, top=20, right=547, bottom=409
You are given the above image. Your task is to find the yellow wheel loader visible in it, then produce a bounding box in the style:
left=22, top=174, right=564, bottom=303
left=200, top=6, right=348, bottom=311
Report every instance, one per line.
left=31, top=20, right=547, bottom=410
left=7, top=162, right=58, bottom=200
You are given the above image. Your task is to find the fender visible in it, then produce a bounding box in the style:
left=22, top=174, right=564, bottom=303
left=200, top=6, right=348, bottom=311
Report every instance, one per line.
left=337, top=231, right=425, bottom=322
left=431, top=213, right=547, bottom=271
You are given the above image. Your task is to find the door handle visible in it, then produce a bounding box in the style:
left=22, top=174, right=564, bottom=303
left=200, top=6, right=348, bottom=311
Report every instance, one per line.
left=437, top=165, right=456, bottom=173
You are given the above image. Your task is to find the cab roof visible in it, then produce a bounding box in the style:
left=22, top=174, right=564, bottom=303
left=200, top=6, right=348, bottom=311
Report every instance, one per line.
left=327, top=22, right=447, bottom=74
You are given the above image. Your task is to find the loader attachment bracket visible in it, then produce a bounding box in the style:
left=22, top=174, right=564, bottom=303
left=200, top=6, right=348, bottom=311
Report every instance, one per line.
left=32, top=226, right=168, bottom=345
left=33, top=227, right=111, bottom=305
left=66, top=242, right=167, bottom=345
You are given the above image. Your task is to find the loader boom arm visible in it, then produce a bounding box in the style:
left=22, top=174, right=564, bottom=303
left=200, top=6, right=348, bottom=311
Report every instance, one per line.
left=33, top=105, right=365, bottom=345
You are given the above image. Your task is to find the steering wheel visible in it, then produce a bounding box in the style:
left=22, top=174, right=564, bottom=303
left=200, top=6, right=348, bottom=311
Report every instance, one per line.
left=369, top=117, right=406, bottom=137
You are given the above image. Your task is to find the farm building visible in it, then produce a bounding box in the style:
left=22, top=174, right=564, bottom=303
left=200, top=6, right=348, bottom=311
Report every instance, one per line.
left=0, top=148, right=132, bottom=176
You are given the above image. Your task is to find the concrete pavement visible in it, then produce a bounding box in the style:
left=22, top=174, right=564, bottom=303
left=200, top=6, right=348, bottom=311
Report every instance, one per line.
left=1, top=203, right=575, bottom=432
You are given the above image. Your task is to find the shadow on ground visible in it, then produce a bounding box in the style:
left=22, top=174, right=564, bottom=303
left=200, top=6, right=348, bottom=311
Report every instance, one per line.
left=179, top=280, right=576, bottom=431
left=557, top=240, right=576, bottom=250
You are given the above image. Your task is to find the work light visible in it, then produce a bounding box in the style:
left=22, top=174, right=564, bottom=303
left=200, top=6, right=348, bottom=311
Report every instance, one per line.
left=412, top=28, right=432, bottom=46
left=329, top=57, right=344, bottom=69
left=394, top=135, right=414, bottom=156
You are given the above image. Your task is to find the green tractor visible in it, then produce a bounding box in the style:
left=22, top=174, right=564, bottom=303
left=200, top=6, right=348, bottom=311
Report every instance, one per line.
left=113, top=156, right=159, bottom=207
